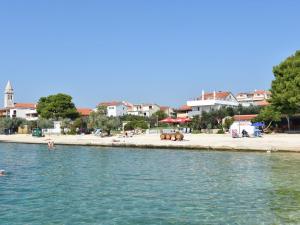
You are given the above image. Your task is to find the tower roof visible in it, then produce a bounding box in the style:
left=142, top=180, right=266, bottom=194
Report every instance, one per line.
left=5, top=81, right=13, bottom=92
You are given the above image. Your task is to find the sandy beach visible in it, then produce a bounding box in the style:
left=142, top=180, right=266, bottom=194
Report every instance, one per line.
left=0, top=133, right=300, bottom=152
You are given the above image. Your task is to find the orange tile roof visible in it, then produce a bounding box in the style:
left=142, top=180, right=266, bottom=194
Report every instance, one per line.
left=160, top=106, right=170, bottom=111
left=77, top=108, right=93, bottom=116
left=233, top=114, right=258, bottom=121
left=198, top=91, right=231, bottom=100
left=14, top=103, right=36, bottom=109
left=177, top=105, right=192, bottom=111
left=255, top=100, right=270, bottom=106
left=254, top=90, right=271, bottom=95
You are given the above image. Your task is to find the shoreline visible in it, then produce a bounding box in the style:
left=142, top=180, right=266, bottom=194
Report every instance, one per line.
left=1, top=133, right=300, bottom=152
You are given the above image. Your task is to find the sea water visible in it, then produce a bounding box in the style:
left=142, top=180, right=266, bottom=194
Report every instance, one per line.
left=1, top=143, right=300, bottom=225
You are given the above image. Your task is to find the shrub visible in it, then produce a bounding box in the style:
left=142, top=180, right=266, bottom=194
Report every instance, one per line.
left=217, top=129, right=225, bottom=134
left=124, top=121, right=148, bottom=131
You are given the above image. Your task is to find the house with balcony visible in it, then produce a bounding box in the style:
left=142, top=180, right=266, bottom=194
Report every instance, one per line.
left=236, top=90, right=271, bottom=107
left=8, top=103, right=38, bottom=121
left=174, top=105, right=192, bottom=118
left=187, top=91, right=239, bottom=117
left=98, top=101, right=128, bottom=117
left=128, top=103, right=160, bottom=117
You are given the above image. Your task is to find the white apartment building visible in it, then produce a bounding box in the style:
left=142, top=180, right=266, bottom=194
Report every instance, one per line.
left=187, top=91, right=239, bottom=117
left=236, top=90, right=271, bottom=107
left=128, top=104, right=160, bottom=117
left=99, top=101, right=128, bottom=117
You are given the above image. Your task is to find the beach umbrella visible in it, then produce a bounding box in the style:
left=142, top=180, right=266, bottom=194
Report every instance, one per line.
left=159, top=117, right=176, bottom=123
left=252, top=122, right=265, bottom=127
left=175, top=117, right=192, bottom=123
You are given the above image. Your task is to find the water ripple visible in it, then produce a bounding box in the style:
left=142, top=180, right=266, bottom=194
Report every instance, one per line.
left=1, top=144, right=300, bottom=224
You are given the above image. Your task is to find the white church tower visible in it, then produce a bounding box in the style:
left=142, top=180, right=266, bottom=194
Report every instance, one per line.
left=4, top=81, right=14, bottom=108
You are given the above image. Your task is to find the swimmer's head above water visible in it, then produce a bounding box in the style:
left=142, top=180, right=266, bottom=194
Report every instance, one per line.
left=0, top=170, right=6, bottom=176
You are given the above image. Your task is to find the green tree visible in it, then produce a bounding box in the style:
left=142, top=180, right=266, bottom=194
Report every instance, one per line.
left=153, top=110, right=168, bottom=121
left=253, top=105, right=281, bottom=130
left=88, top=111, right=121, bottom=136
left=124, top=120, right=149, bottom=131
left=70, top=117, right=88, bottom=134
left=149, top=110, right=167, bottom=128
left=37, top=118, right=54, bottom=129
left=37, top=93, right=79, bottom=120
left=235, top=104, right=261, bottom=115
left=270, top=50, right=300, bottom=130
left=200, top=111, right=217, bottom=129
left=223, top=117, right=234, bottom=130
left=97, top=105, right=108, bottom=116
left=191, top=115, right=202, bottom=131
left=0, top=118, right=25, bottom=134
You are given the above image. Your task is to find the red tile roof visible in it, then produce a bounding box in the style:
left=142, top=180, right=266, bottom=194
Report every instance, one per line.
left=233, top=114, right=258, bottom=121
left=77, top=108, right=93, bottom=116
left=254, top=90, right=271, bottom=95
left=255, top=100, right=270, bottom=106
left=160, top=106, right=170, bottom=111
left=177, top=105, right=192, bottom=111
left=14, top=103, right=36, bottom=109
left=198, top=91, right=231, bottom=100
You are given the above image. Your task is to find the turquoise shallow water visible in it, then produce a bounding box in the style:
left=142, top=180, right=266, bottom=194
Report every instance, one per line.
left=1, top=144, right=300, bottom=224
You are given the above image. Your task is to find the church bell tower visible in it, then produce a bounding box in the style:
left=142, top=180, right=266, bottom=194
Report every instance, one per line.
left=4, top=81, right=14, bottom=108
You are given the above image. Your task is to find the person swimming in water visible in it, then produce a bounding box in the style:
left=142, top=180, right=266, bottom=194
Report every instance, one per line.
left=47, top=140, right=55, bottom=149
left=0, top=170, right=6, bottom=176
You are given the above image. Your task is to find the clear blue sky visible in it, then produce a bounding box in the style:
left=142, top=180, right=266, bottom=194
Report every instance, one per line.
left=0, top=0, right=299, bottom=108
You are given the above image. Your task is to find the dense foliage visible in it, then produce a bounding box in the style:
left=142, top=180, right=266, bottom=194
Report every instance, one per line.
left=190, top=105, right=262, bottom=131
left=0, top=118, right=25, bottom=134
left=37, top=93, right=79, bottom=120
left=253, top=105, right=281, bottom=129
left=88, top=106, right=121, bottom=136
left=124, top=120, right=148, bottom=131
left=149, top=110, right=168, bottom=128
left=270, top=50, right=300, bottom=130
left=120, top=114, right=150, bottom=130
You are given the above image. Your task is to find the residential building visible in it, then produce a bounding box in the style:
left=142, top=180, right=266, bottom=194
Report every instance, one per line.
left=127, top=103, right=160, bottom=117
left=160, top=106, right=175, bottom=117
left=1, top=81, right=38, bottom=121
left=8, top=103, right=38, bottom=121
left=187, top=91, right=239, bottom=117
left=175, top=105, right=192, bottom=118
left=99, top=101, right=128, bottom=117
left=236, top=90, right=271, bottom=107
